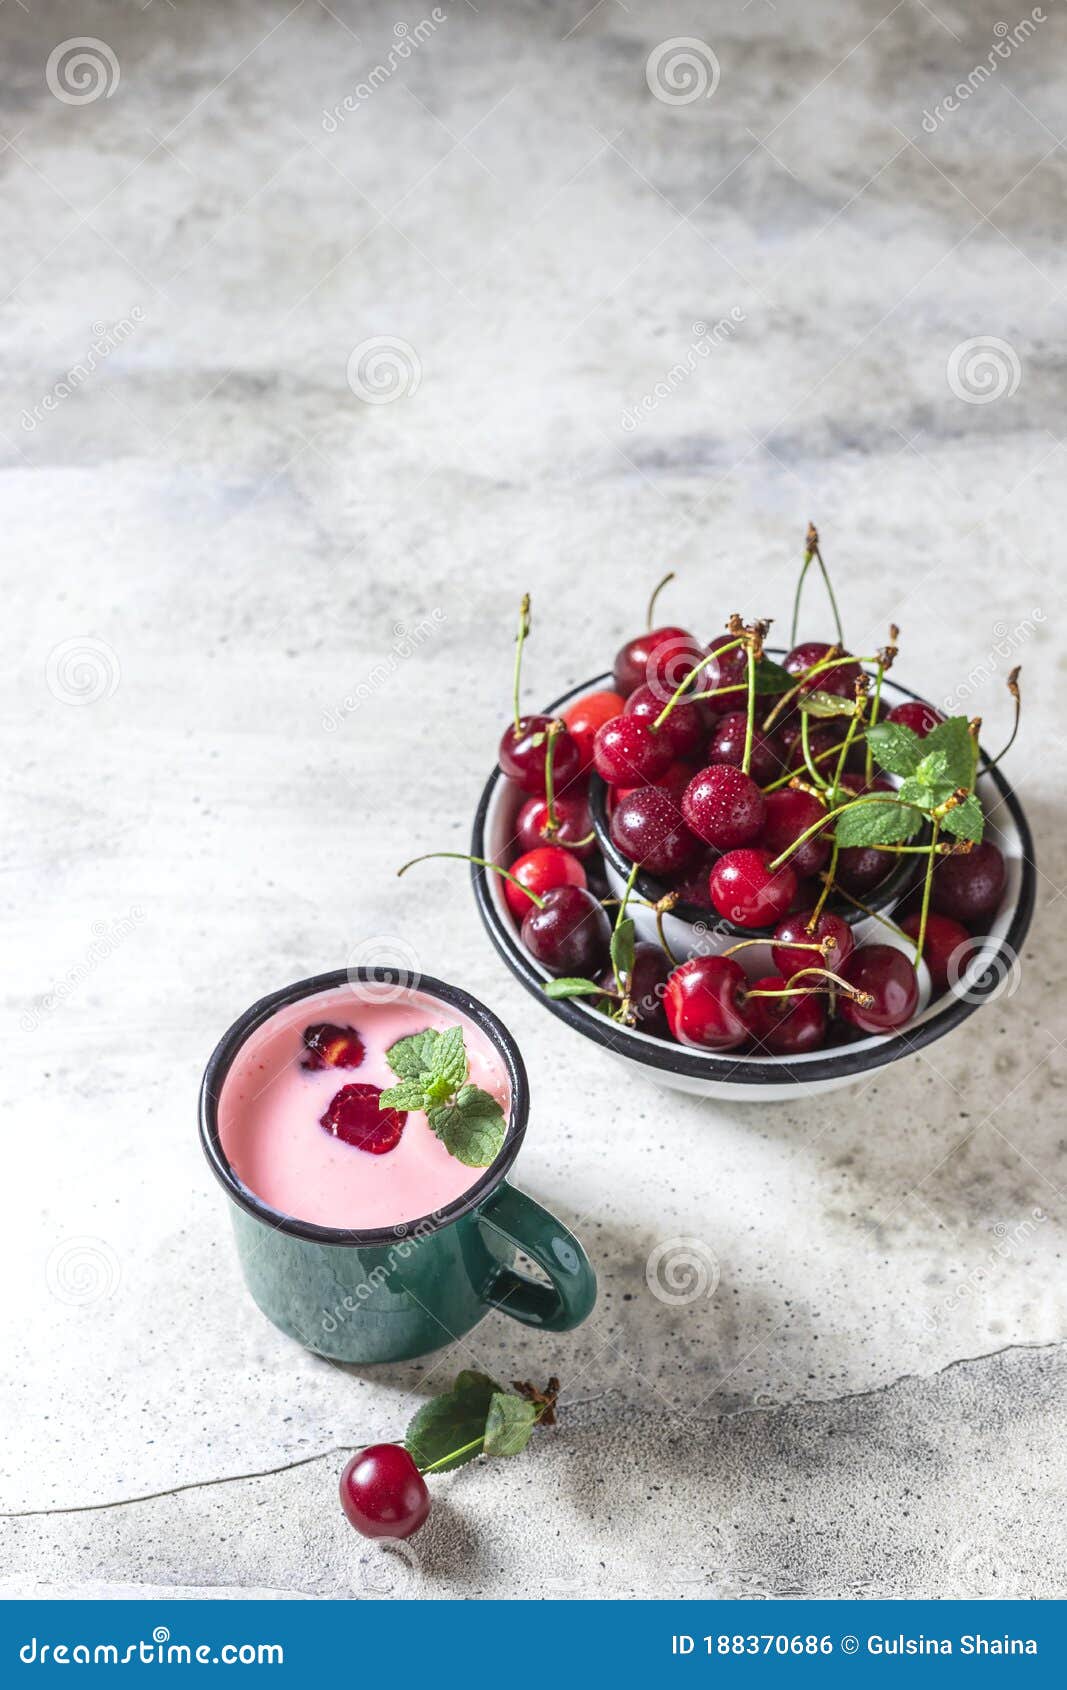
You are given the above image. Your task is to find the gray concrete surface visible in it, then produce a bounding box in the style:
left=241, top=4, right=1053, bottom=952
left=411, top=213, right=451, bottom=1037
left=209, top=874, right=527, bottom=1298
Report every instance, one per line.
left=2, top=0, right=1065, bottom=1599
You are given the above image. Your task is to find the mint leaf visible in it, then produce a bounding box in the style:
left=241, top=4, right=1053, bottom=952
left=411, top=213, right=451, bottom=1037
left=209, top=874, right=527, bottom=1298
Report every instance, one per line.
left=799, top=689, right=856, bottom=719
left=913, top=749, right=952, bottom=790
left=918, top=716, right=973, bottom=788
left=610, top=916, right=635, bottom=984
left=379, top=1078, right=430, bottom=1111
left=543, top=977, right=607, bottom=999
left=405, top=1370, right=499, bottom=1473
left=897, top=775, right=953, bottom=814
left=752, top=655, right=794, bottom=694
left=483, top=1392, right=538, bottom=1457
left=385, top=1029, right=442, bottom=1080
left=432, top=1024, right=468, bottom=1093
left=865, top=720, right=923, bottom=778
left=940, top=794, right=985, bottom=843
left=834, top=798, right=923, bottom=848
left=427, top=1085, right=507, bottom=1168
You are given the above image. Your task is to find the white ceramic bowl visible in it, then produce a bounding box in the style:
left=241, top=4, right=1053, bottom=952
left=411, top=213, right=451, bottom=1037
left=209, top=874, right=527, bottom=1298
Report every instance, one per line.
left=471, top=672, right=1036, bottom=1102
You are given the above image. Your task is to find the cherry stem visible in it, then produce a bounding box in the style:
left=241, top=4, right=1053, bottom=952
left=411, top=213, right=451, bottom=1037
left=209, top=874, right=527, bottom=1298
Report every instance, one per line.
left=651, top=636, right=746, bottom=731
left=761, top=733, right=868, bottom=794
left=613, top=861, right=641, bottom=1017
left=809, top=840, right=839, bottom=926
left=789, top=542, right=815, bottom=649
left=817, top=874, right=902, bottom=937
left=791, top=522, right=845, bottom=648
left=646, top=571, right=675, bottom=631
left=799, top=711, right=828, bottom=789
left=762, top=652, right=877, bottom=733
left=397, top=851, right=546, bottom=910
left=865, top=661, right=888, bottom=786
left=723, top=935, right=834, bottom=960
left=512, top=594, right=531, bottom=736
left=986, top=667, right=1022, bottom=770
left=767, top=794, right=926, bottom=873
left=742, top=639, right=757, bottom=776
left=654, top=894, right=680, bottom=964
left=912, top=816, right=940, bottom=968
left=419, top=1401, right=553, bottom=1475
left=751, top=964, right=872, bottom=1006
left=543, top=720, right=562, bottom=838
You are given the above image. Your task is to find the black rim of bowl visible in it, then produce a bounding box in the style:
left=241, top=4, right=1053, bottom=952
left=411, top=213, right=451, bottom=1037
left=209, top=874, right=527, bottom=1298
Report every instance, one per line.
left=470, top=672, right=1037, bottom=1087
left=199, top=966, right=530, bottom=1245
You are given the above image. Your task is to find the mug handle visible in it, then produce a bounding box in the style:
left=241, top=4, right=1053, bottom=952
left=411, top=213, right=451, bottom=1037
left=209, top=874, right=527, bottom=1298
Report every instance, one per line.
left=477, top=1182, right=597, bottom=1332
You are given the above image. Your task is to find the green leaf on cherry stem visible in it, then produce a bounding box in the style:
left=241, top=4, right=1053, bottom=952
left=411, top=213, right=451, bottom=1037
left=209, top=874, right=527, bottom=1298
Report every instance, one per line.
left=543, top=976, right=608, bottom=1000
left=483, top=1392, right=538, bottom=1457
left=939, top=793, right=985, bottom=843
left=834, top=797, right=923, bottom=848
left=864, top=719, right=923, bottom=777
left=406, top=1371, right=499, bottom=1473
left=751, top=655, right=794, bottom=694
left=798, top=689, right=857, bottom=719
left=610, top=916, right=636, bottom=985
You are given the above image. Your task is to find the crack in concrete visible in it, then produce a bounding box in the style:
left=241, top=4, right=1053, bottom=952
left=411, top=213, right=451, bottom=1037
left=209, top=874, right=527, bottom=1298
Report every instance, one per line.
left=4, top=1339, right=1063, bottom=1522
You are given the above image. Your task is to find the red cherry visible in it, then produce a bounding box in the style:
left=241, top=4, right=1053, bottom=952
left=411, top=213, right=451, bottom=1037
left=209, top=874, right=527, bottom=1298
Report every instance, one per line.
left=838, top=944, right=919, bottom=1033
left=899, top=911, right=973, bottom=991
left=515, top=789, right=595, bottom=859
left=668, top=848, right=720, bottom=909
left=320, top=1084, right=406, bottom=1154
left=785, top=640, right=863, bottom=699
left=706, top=711, right=785, bottom=786
left=613, top=626, right=702, bottom=699
left=504, top=845, right=586, bottom=920
left=593, top=716, right=674, bottom=786
left=521, top=884, right=611, bottom=976
left=681, top=763, right=766, bottom=849
left=837, top=844, right=894, bottom=895
left=624, top=683, right=706, bottom=757
left=498, top=715, right=582, bottom=795
left=701, top=632, right=748, bottom=694
left=709, top=848, right=797, bottom=928
left=564, top=689, right=626, bottom=770
left=301, top=1023, right=365, bottom=1070
left=759, top=788, right=831, bottom=877
left=885, top=699, right=945, bottom=738
left=930, top=842, right=1006, bottom=925
left=779, top=719, right=849, bottom=775
left=610, top=785, right=700, bottom=877
left=772, top=909, right=854, bottom=979
left=340, top=1444, right=430, bottom=1539
left=663, top=955, right=755, bottom=1051
left=747, top=974, right=827, bottom=1056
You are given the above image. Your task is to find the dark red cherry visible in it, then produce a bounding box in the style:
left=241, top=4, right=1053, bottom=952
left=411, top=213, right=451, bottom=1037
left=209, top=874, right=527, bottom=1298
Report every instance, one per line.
left=759, top=788, right=831, bottom=877
left=681, top=763, right=765, bottom=849
left=701, top=632, right=748, bottom=695
left=340, top=1444, right=430, bottom=1539
left=668, top=849, right=720, bottom=909
left=610, top=786, right=700, bottom=878
left=837, top=844, right=894, bottom=895
left=772, top=909, right=854, bottom=979
left=624, top=682, right=706, bottom=757
left=499, top=715, right=582, bottom=795
left=706, top=711, right=785, bottom=786
left=838, top=944, right=919, bottom=1033
left=301, top=1023, right=365, bottom=1070
left=320, top=1084, right=406, bottom=1154
left=784, top=640, right=863, bottom=700
left=593, top=716, right=674, bottom=786
left=747, top=974, right=827, bottom=1056
left=837, top=770, right=894, bottom=795
left=663, top=955, right=755, bottom=1051
left=931, top=842, right=1006, bottom=926
left=600, top=941, right=672, bottom=1036
left=515, top=789, right=595, bottom=858
left=899, top=911, right=973, bottom=991
left=521, top=884, right=611, bottom=976
left=779, top=719, right=849, bottom=775
left=613, top=626, right=703, bottom=700
left=885, top=699, right=945, bottom=738
left=709, top=848, right=797, bottom=928
left=503, top=845, right=586, bottom=920
left=564, top=689, right=626, bottom=770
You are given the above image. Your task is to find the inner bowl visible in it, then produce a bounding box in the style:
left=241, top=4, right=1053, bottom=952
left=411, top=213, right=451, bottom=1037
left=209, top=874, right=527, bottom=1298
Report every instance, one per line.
left=470, top=671, right=1035, bottom=1099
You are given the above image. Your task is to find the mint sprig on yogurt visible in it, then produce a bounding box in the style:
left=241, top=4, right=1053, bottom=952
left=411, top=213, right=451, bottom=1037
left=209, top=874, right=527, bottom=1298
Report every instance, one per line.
left=380, top=1025, right=507, bottom=1167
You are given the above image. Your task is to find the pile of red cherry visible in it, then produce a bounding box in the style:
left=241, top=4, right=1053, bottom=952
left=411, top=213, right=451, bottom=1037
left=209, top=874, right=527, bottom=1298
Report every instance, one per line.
left=491, top=590, right=1010, bottom=1058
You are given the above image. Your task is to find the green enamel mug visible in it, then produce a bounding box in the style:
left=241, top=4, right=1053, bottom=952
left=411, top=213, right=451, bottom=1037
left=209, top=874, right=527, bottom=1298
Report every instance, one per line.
left=199, top=967, right=597, bottom=1364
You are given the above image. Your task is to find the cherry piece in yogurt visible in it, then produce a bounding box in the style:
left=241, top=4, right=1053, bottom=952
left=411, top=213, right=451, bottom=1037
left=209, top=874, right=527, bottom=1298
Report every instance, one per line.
left=320, top=1084, right=407, bottom=1154
left=301, top=1023, right=366, bottom=1070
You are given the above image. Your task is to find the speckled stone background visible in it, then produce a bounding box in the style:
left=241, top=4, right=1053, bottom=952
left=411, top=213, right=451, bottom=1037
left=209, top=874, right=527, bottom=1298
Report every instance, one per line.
left=2, top=0, right=1065, bottom=1599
